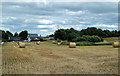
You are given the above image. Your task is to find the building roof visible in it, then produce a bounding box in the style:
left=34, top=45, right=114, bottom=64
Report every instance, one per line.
left=28, top=34, right=38, bottom=37
left=28, top=34, right=41, bottom=40
left=9, top=36, right=21, bottom=40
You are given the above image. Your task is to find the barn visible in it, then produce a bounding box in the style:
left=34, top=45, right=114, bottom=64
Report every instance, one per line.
left=27, top=34, right=42, bottom=41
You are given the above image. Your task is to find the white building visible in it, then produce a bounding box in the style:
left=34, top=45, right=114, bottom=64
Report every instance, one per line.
left=27, top=34, right=42, bottom=41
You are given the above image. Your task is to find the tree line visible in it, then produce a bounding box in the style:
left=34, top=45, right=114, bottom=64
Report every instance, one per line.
left=1, top=30, right=28, bottom=41
left=1, top=27, right=119, bottom=42
left=50, top=27, right=119, bottom=42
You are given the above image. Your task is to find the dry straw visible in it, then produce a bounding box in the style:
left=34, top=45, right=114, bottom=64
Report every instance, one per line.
left=18, top=42, right=20, bottom=45
left=113, top=41, right=120, bottom=48
left=69, top=42, right=76, bottom=48
left=19, top=42, right=25, bottom=48
left=52, top=41, right=56, bottom=43
left=36, top=41, right=40, bottom=45
left=1, top=42, right=4, bottom=45
left=18, top=42, right=23, bottom=45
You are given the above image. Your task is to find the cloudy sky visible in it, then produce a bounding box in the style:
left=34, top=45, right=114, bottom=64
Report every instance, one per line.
left=1, top=2, right=118, bottom=36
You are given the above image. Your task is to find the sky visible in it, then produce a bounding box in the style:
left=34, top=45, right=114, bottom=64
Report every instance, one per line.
left=1, top=1, right=118, bottom=36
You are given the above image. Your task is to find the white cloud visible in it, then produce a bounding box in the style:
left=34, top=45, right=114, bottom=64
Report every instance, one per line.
left=60, top=26, right=71, bottom=29
left=37, top=25, right=56, bottom=28
left=40, top=30, right=48, bottom=31
left=1, top=0, right=118, bottom=2
left=42, top=0, right=47, bottom=4
left=79, top=22, right=89, bottom=24
left=61, top=21, right=66, bottom=24
left=76, top=25, right=84, bottom=30
left=92, top=24, right=117, bottom=28
left=76, top=24, right=117, bottom=28
left=12, top=5, right=21, bottom=8
left=1, top=2, right=118, bottom=36
left=66, top=9, right=84, bottom=15
left=76, top=25, right=83, bottom=27
left=38, top=16, right=51, bottom=18
left=0, top=27, right=10, bottom=31
left=38, top=20, right=53, bottom=24
left=24, top=19, right=29, bottom=22
left=59, top=25, right=83, bottom=30
left=10, top=17, right=16, bottom=20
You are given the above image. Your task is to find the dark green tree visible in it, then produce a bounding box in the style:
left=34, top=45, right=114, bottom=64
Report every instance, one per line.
left=76, top=37, right=86, bottom=42
left=51, top=27, right=119, bottom=42
left=19, top=30, right=28, bottom=40
left=103, top=30, right=111, bottom=37
left=2, top=30, right=9, bottom=39
left=67, top=33, right=78, bottom=41
left=6, top=31, right=13, bottom=37
left=80, top=27, right=107, bottom=37
left=49, top=34, right=54, bottom=37
left=54, top=29, right=67, bottom=40
left=14, top=32, right=19, bottom=37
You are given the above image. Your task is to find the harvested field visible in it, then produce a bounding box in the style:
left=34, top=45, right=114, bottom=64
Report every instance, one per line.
left=104, top=37, right=119, bottom=41
left=2, top=42, right=118, bottom=74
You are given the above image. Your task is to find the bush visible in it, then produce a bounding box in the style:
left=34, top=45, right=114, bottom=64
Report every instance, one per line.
left=76, top=37, right=86, bottom=42
left=82, top=35, right=103, bottom=42
left=69, top=35, right=103, bottom=42
left=2, top=39, right=14, bottom=42
left=71, top=38, right=77, bottom=42
left=90, top=36, right=102, bottom=42
left=76, top=42, right=112, bottom=46
left=76, top=42, right=95, bottom=46
left=82, top=35, right=91, bottom=40
left=57, top=40, right=61, bottom=42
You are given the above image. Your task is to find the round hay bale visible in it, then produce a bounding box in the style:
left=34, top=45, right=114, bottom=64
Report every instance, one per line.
left=19, top=42, right=25, bottom=48
left=36, top=41, right=40, bottom=45
left=18, top=42, right=22, bottom=45
left=69, top=42, right=76, bottom=48
left=1, top=42, right=4, bottom=45
left=57, top=42, right=61, bottom=46
left=113, top=42, right=120, bottom=48
left=52, top=41, right=56, bottom=44
left=17, top=42, right=20, bottom=45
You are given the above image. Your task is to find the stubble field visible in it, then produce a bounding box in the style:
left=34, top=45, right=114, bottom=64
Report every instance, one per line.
left=2, top=42, right=118, bottom=74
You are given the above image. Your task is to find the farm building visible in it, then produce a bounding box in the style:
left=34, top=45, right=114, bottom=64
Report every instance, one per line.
left=9, top=36, right=21, bottom=40
left=49, top=37, right=54, bottom=40
left=27, top=34, right=42, bottom=41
